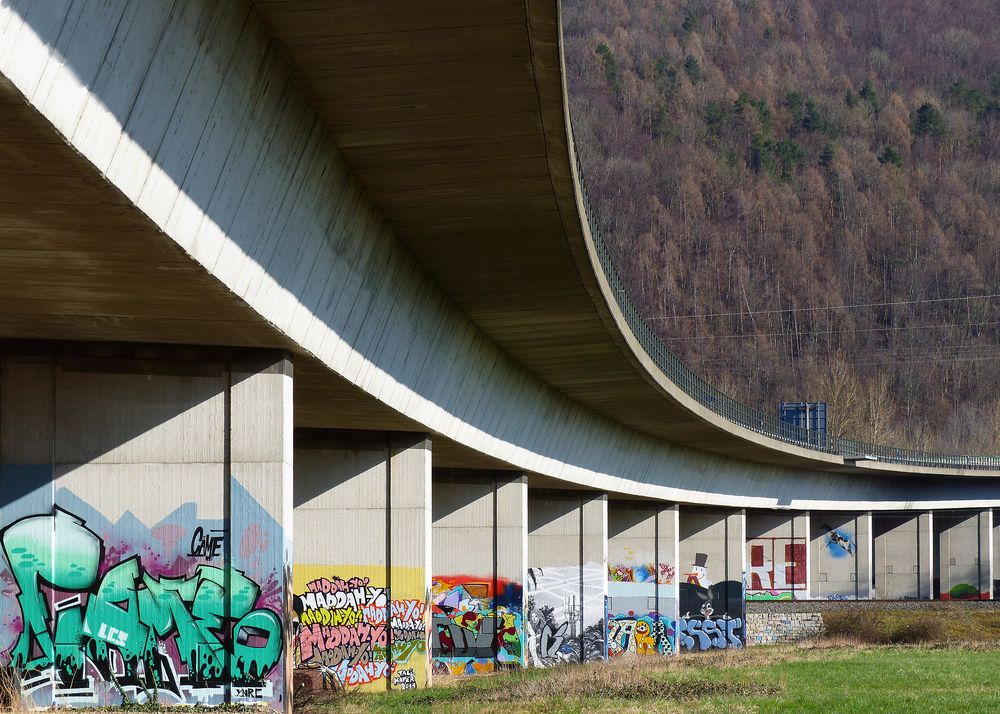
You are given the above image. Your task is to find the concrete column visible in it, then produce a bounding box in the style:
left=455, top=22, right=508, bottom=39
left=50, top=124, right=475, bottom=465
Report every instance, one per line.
left=746, top=511, right=808, bottom=601
left=0, top=343, right=292, bottom=711
left=873, top=511, right=934, bottom=599
left=430, top=470, right=527, bottom=676
left=607, top=501, right=679, bottom=657
left=230, top=354, right=295, bottom=709
left=809, top=511, right=872, bottom=600
left=922, top=511, right=935, bottom=599
left=390, top=432, right=433, bottom=690
left=802, top=511, right=812, bottom=600
left=935, top=510, right=992, bottom=600
left=526, top=490, right=607, bottom=666
left=677, top=508, right=745, bottom=651
left=292, top=430, right=431, bottom=692
left=866, top=512, right=875, bottom=599
left=668, top=504, right=681, bottom=632
left=993, top=509, right=999, bottom=600
left=979, top=508, right=996, bottom=600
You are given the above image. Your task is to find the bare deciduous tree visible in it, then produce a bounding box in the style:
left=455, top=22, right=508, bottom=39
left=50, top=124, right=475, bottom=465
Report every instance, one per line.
left=564, top=0, right=1000, bottom=453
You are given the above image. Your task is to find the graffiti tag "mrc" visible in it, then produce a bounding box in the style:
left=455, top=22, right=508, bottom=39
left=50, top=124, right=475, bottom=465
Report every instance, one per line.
left=1, top=508, right=282, bottom=689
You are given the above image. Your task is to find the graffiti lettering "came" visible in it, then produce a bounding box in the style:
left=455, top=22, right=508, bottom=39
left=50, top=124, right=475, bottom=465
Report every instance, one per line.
left=188, top=527, right=225, bottom=561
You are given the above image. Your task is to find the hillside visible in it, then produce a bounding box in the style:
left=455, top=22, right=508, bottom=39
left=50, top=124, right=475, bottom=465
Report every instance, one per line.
left=564, top=0, right=1000, bottom=452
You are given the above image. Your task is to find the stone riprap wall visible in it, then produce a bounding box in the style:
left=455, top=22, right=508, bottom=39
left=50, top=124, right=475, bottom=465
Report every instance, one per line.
left=746, top=613, right=824, bottom=645
left=747, top=600, right=1000, bottom=613
left=745, top=599, right=1000, bottom=645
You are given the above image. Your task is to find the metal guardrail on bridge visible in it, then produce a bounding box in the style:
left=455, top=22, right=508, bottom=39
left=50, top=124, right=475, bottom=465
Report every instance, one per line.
left=571, top=132, right=1000, bottom=470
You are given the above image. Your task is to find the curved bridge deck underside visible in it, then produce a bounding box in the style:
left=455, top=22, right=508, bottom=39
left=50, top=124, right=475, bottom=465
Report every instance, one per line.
left=0, top=0, right=995, bottom=509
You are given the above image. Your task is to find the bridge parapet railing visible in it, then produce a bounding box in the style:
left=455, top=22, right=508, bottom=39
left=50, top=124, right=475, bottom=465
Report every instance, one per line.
left=570, top=130, right=1000, bottom=470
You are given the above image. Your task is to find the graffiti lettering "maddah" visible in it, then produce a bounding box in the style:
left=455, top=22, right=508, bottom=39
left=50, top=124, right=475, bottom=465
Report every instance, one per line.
left=293, top=575, right=427, bottom=689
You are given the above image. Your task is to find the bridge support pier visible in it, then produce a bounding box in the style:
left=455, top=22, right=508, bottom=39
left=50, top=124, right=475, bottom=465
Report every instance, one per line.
left=678, top=508, right=746, bottom=651
left=430, top=469, right=527, bottom=676
left=994, top=509, right=1000, bottom=599
left=809, top=511, right=873, bottom=599
left=292, top=429, right=432, bottom=692
left=873, top=512, right=934, bottom=599
left=607, top=501, right=679, bottom=657
left=526, top=490, right=607, bottom=666
left=935, top=510, right=993, bottom=600
left=0, top=343, right=293, bottom=711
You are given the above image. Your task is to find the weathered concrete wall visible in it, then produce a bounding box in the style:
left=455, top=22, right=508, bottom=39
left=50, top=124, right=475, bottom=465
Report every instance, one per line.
left=746, top=512, right=809, bottom=601
left=874, top=513, right=933, bottom=599
left=607, top=501, right=678, bottom=656
left=935, top=510, right=991, bottom=600
left=0, top=0, right=996, bottom=512
left=678, top=509, right=745, bottom=650
left=431, top=470, right=526, bottom=675
left=292, top=430, right=430, bottom=692
left=0, top=343, right=291, bottom=710
left=810, top=512, right=872, bottom=600
left=526, top=491, right=606, bottom=666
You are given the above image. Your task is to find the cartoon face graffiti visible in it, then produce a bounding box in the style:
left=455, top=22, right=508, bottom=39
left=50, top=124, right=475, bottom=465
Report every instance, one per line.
left=606, top=614, right=673, bottom=658
left=677, top=560, right=745, bottom=652
left=685, top=552, right=713, bottom=588
left=633, top=620, right=657, bottom=655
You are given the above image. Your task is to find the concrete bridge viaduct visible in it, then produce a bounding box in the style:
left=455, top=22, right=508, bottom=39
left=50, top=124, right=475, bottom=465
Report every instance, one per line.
left=0, top=0, right=996, bottom=709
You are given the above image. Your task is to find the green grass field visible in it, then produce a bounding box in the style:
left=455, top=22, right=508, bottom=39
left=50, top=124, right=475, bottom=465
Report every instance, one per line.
left=299, top=643, right=1000, bottom=714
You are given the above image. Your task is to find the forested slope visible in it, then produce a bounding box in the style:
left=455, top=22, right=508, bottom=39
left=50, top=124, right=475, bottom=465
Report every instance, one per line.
left=564, top=0, right=1000, bottom=452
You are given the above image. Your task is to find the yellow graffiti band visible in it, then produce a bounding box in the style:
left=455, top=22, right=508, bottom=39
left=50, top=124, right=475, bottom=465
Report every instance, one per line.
left=298, top=607, right=364, bottom=627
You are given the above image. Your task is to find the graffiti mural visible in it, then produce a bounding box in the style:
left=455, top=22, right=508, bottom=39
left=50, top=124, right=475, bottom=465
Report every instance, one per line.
left=676, top=616, right=743, bottom=650
left=941, top=583, right=989, bottom=600
left=814, top=523, right=861, bottom=599
left=746, top=537, right=806, bottom=600
left=678, top=553, right=744, bottom=651
left=609, top=562, right=676, bottom=585
left=821, top=524, right=856, bottom=559
left=292, top=574, right=427, bottom=689
left=606, top=561, right=675, bottom=657
left=430, top=575, right=523, bottom=675
left=607, top=614, right=671, bottom=657
left=0, top=484, right=285, bottom=709
left=525, top=564, right=604, bottom=667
